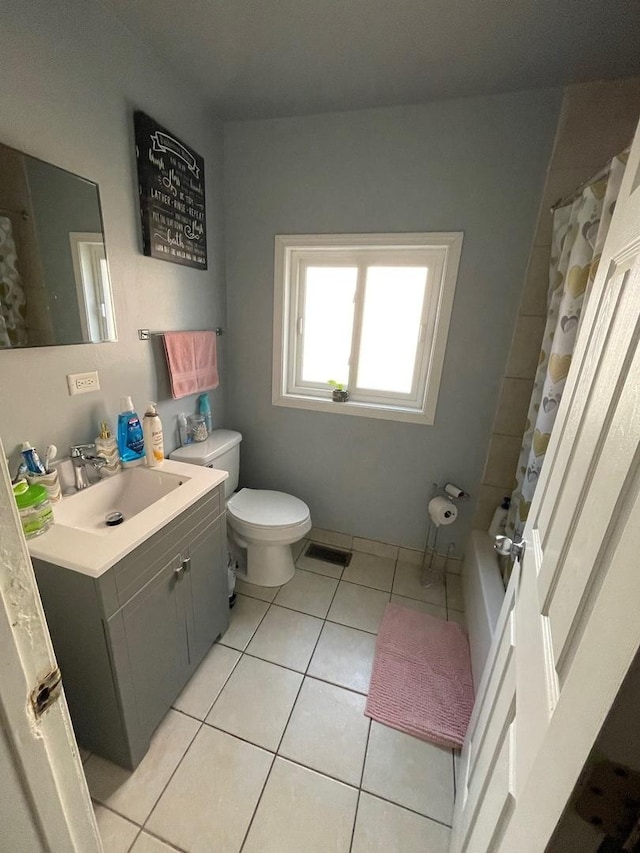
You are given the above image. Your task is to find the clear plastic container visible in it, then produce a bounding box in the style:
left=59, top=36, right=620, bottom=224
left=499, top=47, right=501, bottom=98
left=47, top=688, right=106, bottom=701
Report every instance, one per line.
left=188, top=413, right=208, bottom=443
left=13, top=480, right=53, bottom=539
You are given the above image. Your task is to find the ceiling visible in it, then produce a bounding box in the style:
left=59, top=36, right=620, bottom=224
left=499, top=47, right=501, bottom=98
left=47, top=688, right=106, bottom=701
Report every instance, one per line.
left=105, top=0, right=640, bottom=120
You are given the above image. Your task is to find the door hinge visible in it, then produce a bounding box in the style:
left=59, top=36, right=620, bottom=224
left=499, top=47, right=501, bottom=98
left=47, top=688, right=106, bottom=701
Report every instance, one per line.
left=31, top=667, right=63, bottom=719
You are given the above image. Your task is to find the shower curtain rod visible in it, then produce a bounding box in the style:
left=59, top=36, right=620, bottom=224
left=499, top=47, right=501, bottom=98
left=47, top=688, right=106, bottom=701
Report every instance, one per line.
left=550, top=144, right=630, bottom=212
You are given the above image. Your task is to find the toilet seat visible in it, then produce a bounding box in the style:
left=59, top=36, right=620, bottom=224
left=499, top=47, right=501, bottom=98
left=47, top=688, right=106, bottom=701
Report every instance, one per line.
left=227, top=488, right=310, bottom=530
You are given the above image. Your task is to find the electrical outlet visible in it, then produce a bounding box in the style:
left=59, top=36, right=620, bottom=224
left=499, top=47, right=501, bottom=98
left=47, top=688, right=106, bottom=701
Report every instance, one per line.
left=67, top=371, right=100, bottom=396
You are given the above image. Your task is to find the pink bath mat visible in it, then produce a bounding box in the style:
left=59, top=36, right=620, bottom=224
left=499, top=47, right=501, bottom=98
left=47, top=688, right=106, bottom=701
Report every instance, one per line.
left=365, top=603, right=474, bottom=750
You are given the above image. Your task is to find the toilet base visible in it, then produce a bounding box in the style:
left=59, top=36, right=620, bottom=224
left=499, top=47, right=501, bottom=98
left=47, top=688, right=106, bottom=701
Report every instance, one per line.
left=229, top=526, right=298, bottom=587
left=227, top=511, right=311, bottom=587
left=242, top=542, right=296, bottom=587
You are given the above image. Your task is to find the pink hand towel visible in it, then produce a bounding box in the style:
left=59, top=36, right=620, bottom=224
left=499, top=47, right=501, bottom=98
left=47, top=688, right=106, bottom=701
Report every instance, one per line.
left=163, top=331, right=219, bottom=399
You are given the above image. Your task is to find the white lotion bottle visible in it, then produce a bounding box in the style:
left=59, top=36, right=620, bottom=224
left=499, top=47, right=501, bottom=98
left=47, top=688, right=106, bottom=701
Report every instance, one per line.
left=143, top=402, right=164, bottom=467
left=488, top=496, right=511, bottom=538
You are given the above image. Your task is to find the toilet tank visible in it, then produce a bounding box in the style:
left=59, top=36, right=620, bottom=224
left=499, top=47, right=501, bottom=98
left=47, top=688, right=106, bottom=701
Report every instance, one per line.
left=169, top=429, right=242, bottom=499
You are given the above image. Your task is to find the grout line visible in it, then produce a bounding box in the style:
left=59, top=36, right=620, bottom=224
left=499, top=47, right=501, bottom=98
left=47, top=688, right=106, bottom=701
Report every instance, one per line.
left=303, top=671, right=369, bottom=697
left=348, top=719, right=373, bottom=852
left=271, top=753, right=361, bottom=791
left=452, top=749, right=458, bottom=800
left=181, top=622, right=371, bottom=715
left=325, top=617, right=378, bottom=636
left=358, top=782, right=454, bottom=829
left=445, top=571, right=449, bottom=617
left=138, top=825, right=191, bottom=853
left=172, top=647, right=243, bottom=722
left=335, top=577, right=394, bottom=594
left=358, top=787, right=455, bottom=830
left=274, top=675, right=307, bottom=755
left=295, top=558, right=345, bottom=580
left=125, top=826, right=142, bottom=853
left=269, top=574, right=343, bottom=749
left=92, top=799, right=140, bottom=828
left=238, top=753, right=278, bottom=852
left=89, top=799, right=137, bottom=833
left=239, top=648, right=310, bottom=677
left=216, top=593, right=274, bottom=653
left=296, top=556, right=346, bottom=581
left=236, top=596, right=327, bottom=624
left=97, top=553, right=456, bottom=851
left=229, top=572, right=346, bottom=851
left=232, top=588, right=279, bottom=604
left=134, top=826, right=189, bottom=853
left=305, top=575, right=347, bottom=674
left=269, top=596, right=339, bottom=621
left=237, top=564, right=446, bottom=611
left=200, top=719, right=277, bottom=755
left=138, top=718, right=205, bottom=835
left=390, top=555, right=399, bottom=597
left=238, top=649, right=369, bottom=697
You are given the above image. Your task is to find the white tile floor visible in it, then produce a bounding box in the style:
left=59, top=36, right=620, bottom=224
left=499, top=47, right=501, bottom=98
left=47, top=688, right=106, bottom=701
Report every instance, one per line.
left=85, top=539, right=465, bottom=853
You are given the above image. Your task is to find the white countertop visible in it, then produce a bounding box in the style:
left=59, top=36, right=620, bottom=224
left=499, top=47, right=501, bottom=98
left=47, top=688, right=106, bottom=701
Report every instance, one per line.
left=28, top=459, right=228, bottom=578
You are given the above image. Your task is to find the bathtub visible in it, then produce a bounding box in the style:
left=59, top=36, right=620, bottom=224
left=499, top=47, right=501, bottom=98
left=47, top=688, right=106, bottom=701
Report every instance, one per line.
left=462, top=530, right=505, bottom=692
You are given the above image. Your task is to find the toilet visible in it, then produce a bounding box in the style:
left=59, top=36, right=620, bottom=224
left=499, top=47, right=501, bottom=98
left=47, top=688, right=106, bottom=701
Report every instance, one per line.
left=169, top=430, right=311, bottom=586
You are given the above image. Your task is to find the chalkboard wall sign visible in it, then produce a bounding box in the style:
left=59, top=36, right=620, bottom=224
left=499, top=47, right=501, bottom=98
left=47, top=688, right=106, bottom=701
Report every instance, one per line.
left=134, top=111, right=207, bottom=269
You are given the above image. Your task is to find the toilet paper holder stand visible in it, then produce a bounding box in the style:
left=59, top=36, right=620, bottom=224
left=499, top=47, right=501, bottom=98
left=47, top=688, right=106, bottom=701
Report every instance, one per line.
left=420, top=482, right=469, bottom=587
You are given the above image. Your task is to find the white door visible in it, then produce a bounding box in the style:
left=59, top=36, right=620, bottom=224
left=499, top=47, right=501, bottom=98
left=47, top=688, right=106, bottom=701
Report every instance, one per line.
left=451, top=119, right=640, bottom=853
left=0, top=438, right=101, bottom=852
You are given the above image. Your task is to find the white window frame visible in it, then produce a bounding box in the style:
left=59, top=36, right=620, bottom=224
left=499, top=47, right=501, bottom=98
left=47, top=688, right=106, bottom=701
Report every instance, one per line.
left=272, top=232, right=463, bottom=424
left=69, top=232, right=117, bottom=342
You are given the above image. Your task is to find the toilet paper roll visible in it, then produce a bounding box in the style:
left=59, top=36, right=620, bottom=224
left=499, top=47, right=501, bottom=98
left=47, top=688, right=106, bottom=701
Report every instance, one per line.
left=428, top=496, right=458, bottom=527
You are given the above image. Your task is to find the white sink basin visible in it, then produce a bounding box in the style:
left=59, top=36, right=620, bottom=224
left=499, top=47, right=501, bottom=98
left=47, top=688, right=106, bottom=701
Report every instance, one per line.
left=29, top=459, right=228, bottom=577
left=54, top=466, right=190, bottom=535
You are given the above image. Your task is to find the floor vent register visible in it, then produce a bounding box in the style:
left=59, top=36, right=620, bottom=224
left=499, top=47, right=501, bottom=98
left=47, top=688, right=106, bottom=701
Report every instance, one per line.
left=305, top=543, right=352, bottom=568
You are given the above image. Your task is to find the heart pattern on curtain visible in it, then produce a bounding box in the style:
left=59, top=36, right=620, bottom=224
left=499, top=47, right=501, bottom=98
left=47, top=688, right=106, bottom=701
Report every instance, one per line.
left=503, top=151, right=629, bottom=583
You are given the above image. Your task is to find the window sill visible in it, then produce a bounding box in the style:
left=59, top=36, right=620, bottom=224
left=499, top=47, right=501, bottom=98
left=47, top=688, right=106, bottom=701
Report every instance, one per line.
left=272, top=393, right=434, bottom=424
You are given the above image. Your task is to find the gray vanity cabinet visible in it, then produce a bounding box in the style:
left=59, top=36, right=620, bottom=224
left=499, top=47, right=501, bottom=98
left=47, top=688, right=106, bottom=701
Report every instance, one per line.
left=185, top=517, right=228, bottom=663
left=32, top=486, right=228, bottom=770
left=106, top=553, right=190, bottom=762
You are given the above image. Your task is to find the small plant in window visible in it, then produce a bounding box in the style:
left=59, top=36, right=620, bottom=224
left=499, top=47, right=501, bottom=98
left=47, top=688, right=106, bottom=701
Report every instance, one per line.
left=327, top=379, right=349, bottom=403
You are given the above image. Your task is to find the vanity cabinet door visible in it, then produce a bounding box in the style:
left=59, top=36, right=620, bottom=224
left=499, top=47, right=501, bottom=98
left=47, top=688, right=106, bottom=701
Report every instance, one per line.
left=106, top=555, right=189, bottom=766
left=184, top=514, right=229, bottom=669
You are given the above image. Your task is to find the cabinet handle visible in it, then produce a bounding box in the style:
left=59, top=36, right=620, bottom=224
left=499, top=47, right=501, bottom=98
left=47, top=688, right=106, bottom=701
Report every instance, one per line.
left=182, top=557, right=191, bottom=572
left=174, top=564, right=185, bottom=579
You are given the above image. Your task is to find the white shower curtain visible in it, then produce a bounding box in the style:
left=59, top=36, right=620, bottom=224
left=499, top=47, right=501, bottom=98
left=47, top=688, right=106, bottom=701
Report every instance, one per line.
left=0, top=215, right=27, bottom=347
left=504, top=151, right=628, bottom=575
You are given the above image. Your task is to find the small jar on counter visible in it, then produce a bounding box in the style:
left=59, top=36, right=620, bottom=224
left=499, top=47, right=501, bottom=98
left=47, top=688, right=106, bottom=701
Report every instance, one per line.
left=188, top=413, right=208, bottom=443
left=13, top=480, right=54, bottom=539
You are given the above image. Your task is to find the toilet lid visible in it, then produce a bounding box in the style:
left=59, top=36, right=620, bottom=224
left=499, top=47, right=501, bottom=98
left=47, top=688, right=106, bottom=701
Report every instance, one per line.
left=227, top=489, right=310, bottom=528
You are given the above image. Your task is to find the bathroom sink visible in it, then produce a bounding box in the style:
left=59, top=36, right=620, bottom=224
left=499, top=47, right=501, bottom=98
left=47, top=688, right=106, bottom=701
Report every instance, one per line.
left=28, top=459, right=228, bottom=577
left=54, top=466, right=189, bottom=535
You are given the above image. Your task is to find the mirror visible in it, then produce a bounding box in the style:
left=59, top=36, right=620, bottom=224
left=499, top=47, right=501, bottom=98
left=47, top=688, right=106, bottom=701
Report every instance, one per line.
left=0, top=142, right=116, bottom=348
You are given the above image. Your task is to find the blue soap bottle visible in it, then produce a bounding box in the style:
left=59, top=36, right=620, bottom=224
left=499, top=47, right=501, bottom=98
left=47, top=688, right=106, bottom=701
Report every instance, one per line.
left=117, top=396, right=145, bottom=465
left=198, top=393, right=213, bottom=434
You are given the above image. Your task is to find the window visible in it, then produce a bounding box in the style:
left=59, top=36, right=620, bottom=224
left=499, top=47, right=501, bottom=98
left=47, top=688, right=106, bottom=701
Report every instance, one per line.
left=272, top=232, right=463, bottom=424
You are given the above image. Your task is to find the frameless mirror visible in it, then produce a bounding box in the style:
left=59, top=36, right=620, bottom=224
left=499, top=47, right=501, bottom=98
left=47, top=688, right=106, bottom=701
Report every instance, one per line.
left=0, top=142, right=116, bottom=348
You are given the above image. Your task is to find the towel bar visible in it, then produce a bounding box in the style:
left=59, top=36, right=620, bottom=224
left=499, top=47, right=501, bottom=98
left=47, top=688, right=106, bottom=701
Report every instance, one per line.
left=138, top=328, right=224, bottom=340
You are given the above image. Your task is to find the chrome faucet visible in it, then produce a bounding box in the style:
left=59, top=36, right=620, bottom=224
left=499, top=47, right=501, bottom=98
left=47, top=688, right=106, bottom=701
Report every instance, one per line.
left=70, top=444, right=108, bottom=490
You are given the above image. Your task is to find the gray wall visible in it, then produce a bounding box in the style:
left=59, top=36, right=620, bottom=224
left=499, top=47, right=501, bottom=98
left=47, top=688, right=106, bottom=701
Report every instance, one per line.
left=224, top=91, right=562, bottom=553
left=0, top=0, right=226, bottom=466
